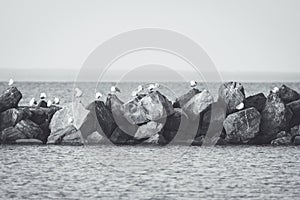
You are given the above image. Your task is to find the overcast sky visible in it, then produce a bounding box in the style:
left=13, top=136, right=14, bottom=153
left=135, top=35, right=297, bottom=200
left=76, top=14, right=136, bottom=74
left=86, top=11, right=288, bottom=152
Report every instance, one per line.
left=0, top=0, right=299, bottom=81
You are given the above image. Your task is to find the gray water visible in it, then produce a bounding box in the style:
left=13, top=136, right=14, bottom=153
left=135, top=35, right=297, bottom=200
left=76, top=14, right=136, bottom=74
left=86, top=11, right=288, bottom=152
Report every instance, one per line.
left=1, top=145, right=300, bottom=199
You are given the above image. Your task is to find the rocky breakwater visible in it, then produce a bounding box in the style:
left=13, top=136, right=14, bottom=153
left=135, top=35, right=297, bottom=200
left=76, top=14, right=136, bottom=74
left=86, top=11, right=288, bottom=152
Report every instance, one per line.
left=0, top=87, right=61, bottom=145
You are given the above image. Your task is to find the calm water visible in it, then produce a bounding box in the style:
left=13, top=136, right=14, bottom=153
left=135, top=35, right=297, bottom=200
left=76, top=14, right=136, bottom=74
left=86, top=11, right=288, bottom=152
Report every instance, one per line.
left=0, top=82, right=300, bottom=199
left=0, top=145, right=300, bottom=199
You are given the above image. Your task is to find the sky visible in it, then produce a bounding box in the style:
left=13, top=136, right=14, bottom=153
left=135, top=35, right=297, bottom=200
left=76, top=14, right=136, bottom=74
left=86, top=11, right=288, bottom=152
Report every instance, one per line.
left=0, top=0, right=299, bottom=82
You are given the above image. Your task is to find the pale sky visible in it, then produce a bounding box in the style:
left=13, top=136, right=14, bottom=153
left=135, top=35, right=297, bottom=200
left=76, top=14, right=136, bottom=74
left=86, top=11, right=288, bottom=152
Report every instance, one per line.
left=0, top=0, right=299, bottom=81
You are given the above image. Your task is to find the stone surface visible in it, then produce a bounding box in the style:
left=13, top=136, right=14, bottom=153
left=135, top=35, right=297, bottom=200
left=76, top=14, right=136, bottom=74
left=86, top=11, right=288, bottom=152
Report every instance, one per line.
left=182, top=90, right=214, bottom=121
left=271, top=136, right=291, bottom=146
left=259, top=92, right=292, bottom=143
left=1, top=119, right=43, bottom=143
left=27, top=106, right=61, bottom=125
left=294, top=136, right=300, bottom=145
left=160, top=108, right=189, bottom=132
left=61, top=129, right=83, bottom=146
left=223, top=108, right=261, bottom=144
left=243, top=93, right=267, bottom=112
left=0, top=108, right=30, bottom=131
left=0, top=87, right=22, bottom=113
left=218, top=82, right=245, bottom=114
left=47, top=125, right=78, bottom=145
left=123, top=91, right=174, bottom=125
left=287, top=99, right=300, bottom=128
left=173, top=88, right=201, bottom=108
left=134, top=121, right=163, bottom=140
left=105, top=94, right=124, bottom=112
left=278, top=84, right=300, bottom=104
left=86, top=132, right=105, bottom=145
left=15, top=138, right=43, bottom=145
left=110, top=127, right=136, bottom=145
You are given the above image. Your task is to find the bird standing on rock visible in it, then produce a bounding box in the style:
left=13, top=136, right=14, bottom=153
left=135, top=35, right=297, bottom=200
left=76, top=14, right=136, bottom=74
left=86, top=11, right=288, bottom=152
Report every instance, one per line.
left=8, top=78, right=14, bottom=86
left=74, top=88, right=83, bottom=98
left=190, top=80, right=197, bottom=88
left=111, top=86, right=121, bottom=94
left=29, top=98, right=37, bottom=106
left=148, top=83, right=160, bottom=92
left=95, top=92, right=103, bottom=100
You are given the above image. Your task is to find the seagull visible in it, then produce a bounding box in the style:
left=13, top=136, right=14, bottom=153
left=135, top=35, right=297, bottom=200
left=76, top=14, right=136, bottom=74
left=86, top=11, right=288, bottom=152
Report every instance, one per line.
left=111, top=86, right=121, bottom=93
left=53, top=97, right=60, bottom=105
left=40, top=92, right=47, bottom=99
left=68, top=117, right=74, bottom=124
left=29, top=98, right=37, bottom=106
left=75, top=88, right=83, bottom=98
left=148, top=83, right=160, bottom=92
left=190, top=80, right=197, bottom=88
left=95, top=92, right=103, bottom=99
left=236, top=102, right=244, bottom=110
left=8, top=78, right=14, bottom=86
left=272, top=87, right=279, bottom=93
left=131, top=90, right=138, bottom=97
left=47, top=100, right=53, bottom=107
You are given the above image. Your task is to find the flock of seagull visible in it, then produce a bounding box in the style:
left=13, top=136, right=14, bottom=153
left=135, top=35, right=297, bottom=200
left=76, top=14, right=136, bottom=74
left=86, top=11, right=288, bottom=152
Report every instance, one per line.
left=6, top=78, right=198, bottom=107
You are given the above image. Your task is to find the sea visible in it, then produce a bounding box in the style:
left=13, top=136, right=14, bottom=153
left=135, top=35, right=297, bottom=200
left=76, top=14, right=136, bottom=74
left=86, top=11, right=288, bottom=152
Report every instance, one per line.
left=0, top=82, right=300, bottom=199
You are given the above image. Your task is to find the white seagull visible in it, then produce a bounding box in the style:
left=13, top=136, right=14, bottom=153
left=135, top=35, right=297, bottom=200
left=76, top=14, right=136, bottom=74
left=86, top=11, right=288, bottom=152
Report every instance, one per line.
left=8, top=78, right=14, bottom=86
left=40, top=92, right=47, bottom=99
left=272, top=87, right=279, bottom=93
left=190, top=80, right=197, bottom=88
left=111, top=86, right=121, bottom=93
left=75, top=88, right=83, bottom=98
left=29, top=98, right=37, bottom=106
left=54, top=97, right=60, bottom=105
left=68, top=117, right=74, bottom=124
left=95, top=92, right=103, bottom=99
left=47, top=100, right=53, bottom=107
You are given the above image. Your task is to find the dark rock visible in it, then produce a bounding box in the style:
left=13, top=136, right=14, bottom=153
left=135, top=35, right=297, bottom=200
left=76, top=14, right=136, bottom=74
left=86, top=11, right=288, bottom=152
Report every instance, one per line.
left=291, top=125, right=300, bottom=137
left=134, top=121, right=163, bottom=140
left=271, top=131, right=291, bottom=146
left=218, top=82, right=245, bottom=114
left=27, top=106, right=61, bottom=125
left=123, top=91, right=174, bottom=125
left=0, top=108, right=31, bottom=131
left=0, top=87, right=22, bottom=113
left=15, top=138, right=43, bottom=145
left=1, top=119, right=43, bottom=143
left=47, top=125, right=78, bottom=145
left=182, top=90, right=214, bottom=121
left=142, top=134, right=160, bottom=145
left=105, top=94, right=124, bottom=112
left=223, top=108, right=261, bottom=144
left=294, top=136, right=300, bottom=145
left=278, top=84, right=300, bottom=104
left=94, top=101, right=117, bottom=138
left=61, top=130, right=83, bottom=146
left=287, top=99, right=300, bottom=128
left=243, top=93, right=267, bottom=112
left=160, top=108, right=189, bottom=132
left=173, top=88, right=201, bottom=108
left=259, top=92, right=292, bottom=143
left=110, top=127, right=136, bottom=145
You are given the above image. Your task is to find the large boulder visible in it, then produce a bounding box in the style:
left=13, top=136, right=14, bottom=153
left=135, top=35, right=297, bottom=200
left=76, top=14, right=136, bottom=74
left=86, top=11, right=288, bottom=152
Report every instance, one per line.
left=61, top=130, right=83, bottom=146
left=243, top=93, right=267, bottom=112
left=0, top=87, right=22, bottom=113
left=278, top=85, right=300, bottom=104
left=182, top=90, right=214, bottom=121
left=110, top=127, right=136, bottom=145
left=47, top=125, right=79, bottom=145
left=123, top=91, right=174, bottom=125
left=223, top=108, right=261, bottom=144
left=1, top=119, right=43, bottom=143
left=287, top=99, right=300, bottom=128
left=0, top=108, right=31, bottom=131
left=271, top=131, right=291, bottom=146
left=134, top=121, right=163, bottom=140
left=105, top=94, right=124, bottom=112
left=27, top=106, right=61, bottom=125
left=161, top=108, right=189, bottom=132
left=173, top=88, right=201, bottom=108
left=259, top=91, right=292, bottom=143
left=218, top=82, right=245, bottom=114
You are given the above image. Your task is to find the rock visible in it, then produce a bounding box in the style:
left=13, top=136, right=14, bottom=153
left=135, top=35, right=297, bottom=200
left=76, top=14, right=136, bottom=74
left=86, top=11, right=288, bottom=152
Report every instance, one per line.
left=27, top=106, right=61, bottom=125
left=61, top=129, right=83, bottom=146
left=294, top=136, right=300, bottom=145
left=218, top=82, right=245, bottom=114
left=1, top=119, right=43, bottom=143
left=47, top=125, right=78, bottom=145
left=110, top=127, right=136, bottom=145
left=259, top=92, right=292, bottom=143
left=173, top=88, right=201, bottom=108
left=49, top=103, right=76, bottom=133
left=271, top=135, right=291, bottom=146
left=223, top=108, right=261, bottom=144
left=182, top=90, right=214, bottom=121
left=105, top=94, right=124, bottom=112
left=94, top=101, right=117, bottom=138
left=160, top=108, right=189, bottom=132
left=278, top=85, right=300, bottom=104
left=287, top=99, right=300, bottom=128
left=142, top=134, right=160, bottom=145
left=123, top=91, right=174, bottom=125
left=291, top=125, right=300, bottom=137
left=198, top=102, right=226, bottom=137
left=134, top=121, right=163, bottom=140
left=243, top=93, right=267, bottom=112
left=15, top=139, right=43, bottom=145
left=0, top=87, right=22, bottom=113
left=0, top=108, right=31, bottom=131
left=86, top=132, right=105, bottom=145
